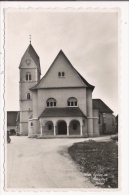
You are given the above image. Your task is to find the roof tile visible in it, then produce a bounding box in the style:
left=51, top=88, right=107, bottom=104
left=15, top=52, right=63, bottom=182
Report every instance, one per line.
left=93, top=99, right=113, bottom=113
left=39, top=107, right=86, bottom=118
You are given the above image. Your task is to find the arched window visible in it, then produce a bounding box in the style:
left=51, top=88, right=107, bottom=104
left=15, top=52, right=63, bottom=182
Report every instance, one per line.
left=46, top=98, right=57, bottom=107
left=67, top=97, right=78, bottom=107
left=27, top=93, right=30, bottom=99
left=26, top=72, right=31, bottom=81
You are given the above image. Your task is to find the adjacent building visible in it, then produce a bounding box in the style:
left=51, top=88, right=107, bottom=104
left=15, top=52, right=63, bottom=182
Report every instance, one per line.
left=93, top=99, right=116, bottom=134
left=7, top=111, right=20, bottom=135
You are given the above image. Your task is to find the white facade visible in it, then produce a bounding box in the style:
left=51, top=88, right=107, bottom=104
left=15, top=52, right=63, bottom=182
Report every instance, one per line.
left=19, top=44, right=104, bottom=137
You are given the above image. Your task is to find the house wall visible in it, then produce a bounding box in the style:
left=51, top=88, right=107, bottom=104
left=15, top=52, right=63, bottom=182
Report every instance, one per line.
left=36, top=88, right=87, bottom=117
left=98, top=113, right=116, bottom=134
left=93, top=109, right=99, bottom=136
left=99, top=113, right=103, bottom=134
left=20, top=111, right=32, bottom=122
left=86, top=89, right=93, bottom=136
left=82, top=119, right=88, bottom=136
left=20, top=122, right=28, bottom=135
left=20, top=100, right=33, bottom=111
left=20, top=81, right=37, bottom=101
left=104, top=113, right=114, bottom=133
left=28, top=119, right=40, bottom=137
left=112, top=115, right=116, bottom=133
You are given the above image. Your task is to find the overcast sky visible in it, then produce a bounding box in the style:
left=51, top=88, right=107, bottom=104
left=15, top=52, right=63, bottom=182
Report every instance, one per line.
left=5, top=9, right=118, bottom=115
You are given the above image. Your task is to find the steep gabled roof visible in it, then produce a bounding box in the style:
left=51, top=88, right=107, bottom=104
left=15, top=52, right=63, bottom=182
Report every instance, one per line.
left=19, top=43, right=41, bottom=74
left=7, top=111, right=20, bottom=126
left=39, top=107, right=86, bottom=118
left=30, top=50, right=95, bottom=91
left=93, top=99, right=113, bottom=113
left=76, top=70, right=95, bottom=90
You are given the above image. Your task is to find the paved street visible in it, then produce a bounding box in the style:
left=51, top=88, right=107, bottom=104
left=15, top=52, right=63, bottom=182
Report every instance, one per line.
left=6, top=136, right=97, bottom=189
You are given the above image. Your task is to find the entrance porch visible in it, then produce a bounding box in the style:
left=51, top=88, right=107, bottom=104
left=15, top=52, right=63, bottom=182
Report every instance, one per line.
left=39, top=117, right=86, bottom=137
left=38, top=107, right=88, bottom=137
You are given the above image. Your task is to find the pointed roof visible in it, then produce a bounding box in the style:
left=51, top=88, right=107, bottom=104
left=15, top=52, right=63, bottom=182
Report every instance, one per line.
left=30, top=50, right=94, bottom=91
left=19, top=43, right=41, bottom=74
left=92, top=99, right=113, bottom=113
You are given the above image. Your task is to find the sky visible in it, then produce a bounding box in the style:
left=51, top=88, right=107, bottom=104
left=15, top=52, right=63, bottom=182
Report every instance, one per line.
left=5, top=9, right=118, bottom=115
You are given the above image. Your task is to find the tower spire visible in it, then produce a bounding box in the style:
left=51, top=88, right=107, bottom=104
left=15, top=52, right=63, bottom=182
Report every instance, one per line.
left=29, top=35, right=31, bottom=44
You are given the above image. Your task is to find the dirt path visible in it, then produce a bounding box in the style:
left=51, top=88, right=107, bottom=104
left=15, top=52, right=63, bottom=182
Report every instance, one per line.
left=6, top=136, right=98, bottom=189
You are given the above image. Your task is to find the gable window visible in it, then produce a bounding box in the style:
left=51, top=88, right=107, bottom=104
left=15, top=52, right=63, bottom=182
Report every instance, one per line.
left=58, top=72, right=61, bottom=77
left=27, top=93, right=30, bottom=99
left=46, top=98, right=57, bottom=107
left=26, top=72, right=31, bottom=81
left=67, top=97, right=78, bottom=107
left=58, top=72, right=65, bottom=77
left=62, top=72, right=65, bottom=77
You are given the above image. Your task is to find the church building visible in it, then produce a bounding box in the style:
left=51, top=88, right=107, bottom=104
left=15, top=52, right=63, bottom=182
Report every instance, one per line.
left=19, top=43, right=116, bottom=137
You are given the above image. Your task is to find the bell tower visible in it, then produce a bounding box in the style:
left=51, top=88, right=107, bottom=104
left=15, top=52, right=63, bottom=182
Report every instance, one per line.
left=19, top=40, right=41, bottom=135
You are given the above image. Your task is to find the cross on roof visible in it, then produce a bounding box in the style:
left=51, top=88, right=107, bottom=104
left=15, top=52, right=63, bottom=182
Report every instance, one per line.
left=29, top=35, right=31, bottom=44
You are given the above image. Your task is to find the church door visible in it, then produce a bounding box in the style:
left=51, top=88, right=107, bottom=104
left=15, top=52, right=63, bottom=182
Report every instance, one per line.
left=58, top=121, right=67, bottom=135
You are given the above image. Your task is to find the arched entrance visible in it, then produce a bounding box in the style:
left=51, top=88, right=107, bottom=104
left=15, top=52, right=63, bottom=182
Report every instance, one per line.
left=58, top=121, right=67, bottom=135
left=69, top=120, right=80, bottom=135
left=44, top=121, right=54, bottom=135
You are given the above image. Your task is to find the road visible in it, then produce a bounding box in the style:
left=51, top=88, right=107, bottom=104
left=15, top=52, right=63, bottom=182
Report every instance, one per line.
left=6, top=136, right=98, bottom=189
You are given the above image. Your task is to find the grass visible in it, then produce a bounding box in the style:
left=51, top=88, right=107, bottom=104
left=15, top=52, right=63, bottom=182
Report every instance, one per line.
left=68, top=140, right=118, bottom=188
